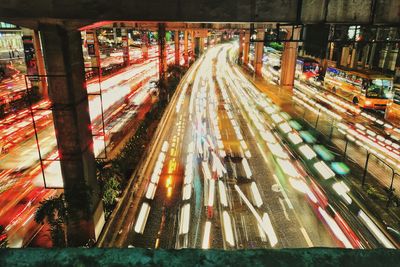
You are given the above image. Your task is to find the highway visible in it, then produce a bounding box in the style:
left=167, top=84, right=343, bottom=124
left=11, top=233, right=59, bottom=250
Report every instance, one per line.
left=1, top=38, right=399, bottom=249
left=116, top=43, right=400, bottom=249
left=0, top=43, right=181, bottom=247
left=122, top=44, right=363, bottom=249
left=260, top=49, right=400, bottom=199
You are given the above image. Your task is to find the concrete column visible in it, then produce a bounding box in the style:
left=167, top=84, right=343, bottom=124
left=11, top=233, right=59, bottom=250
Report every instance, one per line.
left=174, top=31, right=180, bottom=65
left=121, top=28, right=130, bottom=67
left=141, top=32, right=149, bottom=60
left=32, top=30, right=48, bottom=98
left=39, top=24, right=104, bottom=246
left=368, top=28, right=381, bottom=69
left=238, top=31, right=244, bottom=65
left=395, top=49, right=400, bottom=83
left=340, top=47, right=350, bottom=67
left=361, top=45, right=370, bottom=68
left=349, top=46, right=357, bottom=68
left=158, top=23, right=167, bottom=81
left=328, top=42, right=334, bottom=61
left=113, top=27, right=118, bottom=43
left=280, top=28, right=300, bottom=89
left=199, top=37, right=205, bottom=54
left=86, top=30, right=102, bottom=78
left=183, top=31, right=189, bottom=66
left=254, top=29, right=265, bottom=76
left=191, top=31, right=196, bottom=60
left=243, top=31, right=250, bottom=65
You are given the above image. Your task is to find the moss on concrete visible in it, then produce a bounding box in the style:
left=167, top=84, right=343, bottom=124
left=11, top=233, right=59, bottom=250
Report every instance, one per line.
left=1, top=248, right=400, bottom=267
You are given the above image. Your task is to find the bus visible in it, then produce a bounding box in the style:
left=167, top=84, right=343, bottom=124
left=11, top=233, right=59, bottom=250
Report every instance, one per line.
left=296, top=57, right=320, bottom=81
left=385, top=84, right=400, bottom=126
left=324, top=67, right=394, bottom=110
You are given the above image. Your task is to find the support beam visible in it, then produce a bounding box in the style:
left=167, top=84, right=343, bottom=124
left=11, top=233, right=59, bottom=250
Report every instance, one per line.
left=349, top=45, right=358, bottom=68
left=158, top=23, right=167, bottom=84
left=121, top=28, right=130, bottom=67
left=238, top=31, right=244, bottom=65
left=280, top=27, right=300, bottom=89
left=174, top=31, right=180, bottom=65
left=2, top=1, right=400, bottom=27
left=340, top=46, right=350, bottom=67
left=141, top=32, right=149, bottom=60
left=192, top=31, right=196, bottom=60
left=32, top=30, right=48, bottom=98
left=254, top=29, right=265, bottom=76
left=183, top=31, right=189, bottom=66
left=39, top=24, right=104, bottom=246
left=243, top=31, right=250, bottom=66
left=199, top=37, right=205, bottom=54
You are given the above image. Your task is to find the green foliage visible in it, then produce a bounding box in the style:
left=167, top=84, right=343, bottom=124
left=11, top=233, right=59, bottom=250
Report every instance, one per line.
left=0, top=225, right=8, bottom=248
left=365, top=184, right=387, bottom=202
left=102, top=176, right=121, bottom=219
left=267, top=42, right=283, bottom=51
left=34, top=194, right=67, bottom=247
left=34, top=181, right=93, bottom=247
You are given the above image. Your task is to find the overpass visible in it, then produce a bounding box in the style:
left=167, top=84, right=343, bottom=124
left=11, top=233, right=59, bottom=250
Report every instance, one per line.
left=0, top=0, right=399, bottom=29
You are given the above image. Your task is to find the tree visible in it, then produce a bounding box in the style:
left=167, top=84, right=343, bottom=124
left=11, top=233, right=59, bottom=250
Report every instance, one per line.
left=0, top=225, right=7, bottom=248
left=34, top=194, right=67, bottom=247
left=102, top=176, right=121, bottom=219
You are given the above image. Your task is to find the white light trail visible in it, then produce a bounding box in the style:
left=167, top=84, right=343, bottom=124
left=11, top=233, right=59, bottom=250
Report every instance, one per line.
left=358, top=210, right=395, bottom=249
left=222, top=211, right=235, bottom=247
left=314, top=161, right=335, bottom=180
left=202, top=221, right=212, bottom=249
left=134, top=202, right=151, bottom=234
left=234, top=185, right=278, bottom=247
left=179, top=203, right=191, bottom=235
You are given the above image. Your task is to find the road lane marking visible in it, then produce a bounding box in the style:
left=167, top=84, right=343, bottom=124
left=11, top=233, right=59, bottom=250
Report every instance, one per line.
left=300, top=227, right=314, bottom=247
left=278, top=197, right=291, bottom=221
left=255, top=142, right=294, bottom=210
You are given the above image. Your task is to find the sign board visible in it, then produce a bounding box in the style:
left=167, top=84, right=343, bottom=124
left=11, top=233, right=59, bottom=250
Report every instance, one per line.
left=86, top=31, right=95, bottom=44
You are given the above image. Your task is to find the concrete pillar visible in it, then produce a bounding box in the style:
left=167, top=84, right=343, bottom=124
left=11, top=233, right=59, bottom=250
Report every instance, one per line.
left=328, top=42, right=334, bottom=61
left=361, top=45, right=370, bottom=68
left=254, top=29, right=265, bottom=76
left=238, top=31, right=244, bottom=65
left=183, top=31, right=189, bottom=66
left=174, top=31, right=180, bottom=65
left=32, top=30, right=48, bottom=98
left=395, top=49, right=400, bottom=83
left=113, top=27, right=118, bottom=43
left=280, top=27, right=300, bottom=89
left=340, top=47, right=350, bottom=67
left=243, top=31, right=250, bottom=65
left=191, top=31, right=196, bottom=60
left=158, top=23, right=167, bottom=81
left=349, top=46, right=357, bottom=68
left=39, top=24, right=104, bottom=246
left=368, top=28, right=381, bottom=69
left=199, top=37, right=205, bottom=54
left=141, top=32, right=149, bottom=60
left=121, top=28, right=130, bottom=67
